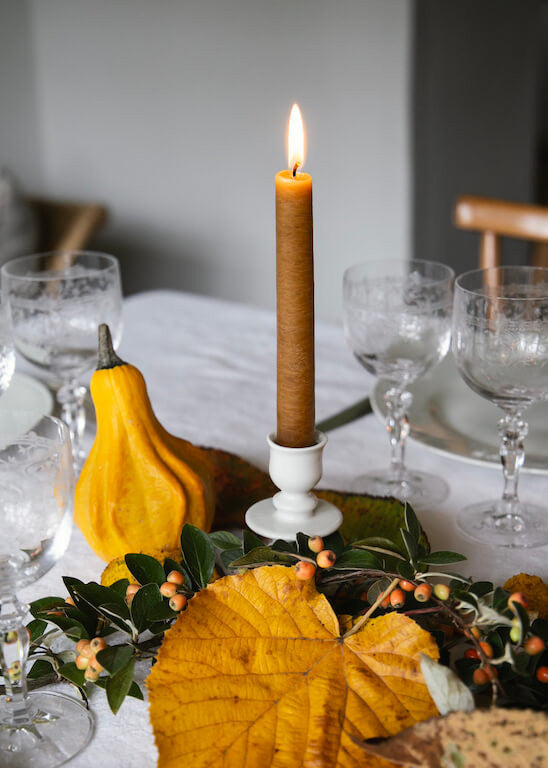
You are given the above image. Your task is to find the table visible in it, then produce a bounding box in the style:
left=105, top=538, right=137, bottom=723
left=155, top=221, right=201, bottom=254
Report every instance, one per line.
left=21, top=289, right=548, bottom=767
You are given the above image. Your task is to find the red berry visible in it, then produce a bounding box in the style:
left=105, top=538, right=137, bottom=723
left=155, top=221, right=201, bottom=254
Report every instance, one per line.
left=414, top=583, right=432, bottom=602
left=169, top=594, right=187, bottom=612
left=464, top=648, right=480, bottom=660
left=508, top=592, right=529, bottom=612
left=390, top=588, right=406, bottom=609
left=160, top=582, right=177, bottom=598
left=167, top=570, right=185, bottom=586
left=316, top=550, right=337, bottom=569
left=380, top=595, right=390, bottom=609
left=399, top=580, right=415, bottom=592
left=307, top=536, right=324, bottom=554
left=472, top=668, right=488, bottom=686
left=294, top=561, right=316, bottom=580
left=536, top=666, right=548, bottom=683
left=525, top=636, right=545, bottom=656
left=484, top=665, right=498, bottom=680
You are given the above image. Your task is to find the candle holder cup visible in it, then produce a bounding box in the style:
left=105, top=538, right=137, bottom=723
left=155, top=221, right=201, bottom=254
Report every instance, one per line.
left=245, top=432, right=342, bottom=541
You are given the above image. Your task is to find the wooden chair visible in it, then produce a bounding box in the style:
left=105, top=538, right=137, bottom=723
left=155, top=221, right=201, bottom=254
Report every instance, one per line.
left=454, top=196, right=548, bottom=269
left=27, top=197, right=107, bottom=253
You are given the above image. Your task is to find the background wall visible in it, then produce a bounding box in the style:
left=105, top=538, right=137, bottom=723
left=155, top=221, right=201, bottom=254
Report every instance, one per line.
left=17, top=0, right=412, bottom=320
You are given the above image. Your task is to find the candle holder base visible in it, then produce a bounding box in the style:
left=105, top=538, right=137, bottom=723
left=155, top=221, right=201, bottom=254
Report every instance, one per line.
left=245, top=432, right=342, bottom=541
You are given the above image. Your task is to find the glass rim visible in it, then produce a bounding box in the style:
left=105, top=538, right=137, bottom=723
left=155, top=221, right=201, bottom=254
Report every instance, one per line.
left=343, top=258, right=455, bottom=286
left=455, top=265, right=548, bottom=301
left=1, top=251, right=119, bottom=282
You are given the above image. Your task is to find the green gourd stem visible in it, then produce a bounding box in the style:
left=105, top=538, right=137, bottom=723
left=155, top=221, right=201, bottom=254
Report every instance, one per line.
left=97, top=324, right=126, bottom=370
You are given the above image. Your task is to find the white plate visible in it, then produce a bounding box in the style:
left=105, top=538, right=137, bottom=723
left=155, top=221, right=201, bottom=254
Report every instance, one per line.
left=0, top=372, right=54, bottom=437
left=371, top=356, right=548, bottom=475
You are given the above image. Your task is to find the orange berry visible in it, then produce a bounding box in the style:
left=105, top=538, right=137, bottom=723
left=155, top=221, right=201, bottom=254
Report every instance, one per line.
left=84, top=667, right=99, bottom=682
left=294, top=561, right=316, bottom=580
left=525, top=636, right=545, bottom=656
left=307, top=536, right=324, bottom=553
left=75, top=655, right=89, bottom=670
left=65, top=597, right=75, bottom=607
left=75, top=639, right=90, bottom=654
left=536, top=666, right=548, bottom=683
left=88, top=655, right=104, bottom=674
left=169, top=594, right=187, bottom=612
left=399, top=580, right=415, bottom=592
left=390, top=589, right=406, bottom=608
left=167, top=570, right=185, bottom=586
left=90, top=637, right=107, bottom=653
left=79, top=643, right=94, bottom=659
left=480, top=641, right=494, bottom=659
left=380, top=595, right=391, bottom=609
left=472, top=668, right=489, bottom=686
left=508, top=592, right=529, bottom=612
left=126, top=584, right=140, bottom=600
left=433, top=583, right=450, bottom=601
left=470, top=626, right=482, bottom=640
left=160, top=582, right=177, bottom=598
left=464, top=648, right=480, bottom=660
left=316, top=550, right=337, bottom=569
left=484, top=665, right=498, bottom=680
left=414, top=583, right=432, bottom=602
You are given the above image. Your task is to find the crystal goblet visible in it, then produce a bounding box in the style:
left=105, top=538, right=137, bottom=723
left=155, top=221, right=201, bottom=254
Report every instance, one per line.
left=0, top=414, right=93, bottom=766
left=2, top=251, right=122, bottom=469
left=343, top=259, right=454, bottom=503
left=452, top=266, right=548, bottom=547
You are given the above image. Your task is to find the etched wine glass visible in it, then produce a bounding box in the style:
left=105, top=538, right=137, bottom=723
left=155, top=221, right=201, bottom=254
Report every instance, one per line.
left=343, top=259, right=454, bottom=503
left=0, top=414, right=93, bottom=766
left=2, top=252, right=122, bottom=468
left=0, top=298, right=15, bottom=398
left=452, top=266, right=548, bottom=547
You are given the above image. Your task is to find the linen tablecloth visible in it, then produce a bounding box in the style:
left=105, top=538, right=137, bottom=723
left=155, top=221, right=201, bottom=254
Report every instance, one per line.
left=21, top=289, right=548, bottom=767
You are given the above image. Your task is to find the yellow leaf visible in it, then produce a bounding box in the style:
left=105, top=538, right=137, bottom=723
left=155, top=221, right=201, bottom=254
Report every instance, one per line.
left=148, top=565, right=438, bottom=768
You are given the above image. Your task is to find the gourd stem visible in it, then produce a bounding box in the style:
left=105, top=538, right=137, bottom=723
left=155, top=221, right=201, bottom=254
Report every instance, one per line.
left=97, top=324, right=126, bottom=369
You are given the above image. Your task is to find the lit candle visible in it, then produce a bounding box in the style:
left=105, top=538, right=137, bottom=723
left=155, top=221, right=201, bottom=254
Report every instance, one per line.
left=275, top=104, right=315, bottom=448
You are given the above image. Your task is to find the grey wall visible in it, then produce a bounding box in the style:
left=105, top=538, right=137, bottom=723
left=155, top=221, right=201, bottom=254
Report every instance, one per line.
left=22, top=0, right=411, bottom=320
left=413, top=0, right=542, bottom=275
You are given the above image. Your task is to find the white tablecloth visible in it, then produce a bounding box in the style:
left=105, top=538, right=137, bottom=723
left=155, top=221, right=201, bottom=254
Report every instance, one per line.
left=21, top=290, right=548, bottom=767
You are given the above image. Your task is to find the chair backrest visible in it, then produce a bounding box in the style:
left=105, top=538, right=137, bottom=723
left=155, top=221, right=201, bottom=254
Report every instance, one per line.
left=27, top=198, right=107, bottom=254
left=454, top=195, right=548, bottom=269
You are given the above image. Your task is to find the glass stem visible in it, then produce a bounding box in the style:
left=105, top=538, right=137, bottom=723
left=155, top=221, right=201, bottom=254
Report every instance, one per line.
left=57, top=380, right=87, bottom=465
left=384, top=387, right=412, bottom=482
left=498, top=412, right=527, bottom=513
left=0, top=592, right=31, bottom=727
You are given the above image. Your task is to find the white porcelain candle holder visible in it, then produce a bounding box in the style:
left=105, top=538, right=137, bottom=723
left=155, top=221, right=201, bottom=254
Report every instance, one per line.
left=245, top=431, right=342, bottom=540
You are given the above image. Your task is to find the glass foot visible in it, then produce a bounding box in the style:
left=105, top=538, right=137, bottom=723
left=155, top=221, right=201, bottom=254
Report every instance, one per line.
left=457, top=499, right=548, bottom=548
left=352, top=469, right=449, bottom=505
left=0, top=691, right=94, bottom=767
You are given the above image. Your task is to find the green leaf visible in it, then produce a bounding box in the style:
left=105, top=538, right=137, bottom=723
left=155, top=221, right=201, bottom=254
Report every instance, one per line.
left=208, top=531, right=241, bottom=551
left=37, top=614, right=88, bottom=641
left=70, top=581, right=129, bottom=617
left=96, top=645, right=134, bottom=676
left=26, top=619, right=48, bottom=643
left=93, top=677, right=143, bottom=701
left=28, top=658, right=56, bottom=679
left=531, top=619, right=548, bottom=642
left=29, top=596, right=65, bottom=618
left=59, top=661, right=86, bottom=688
left=404, top=503, right=421, bottom=543
left=469, top=581, right=494, bottom=598
left=125, top=554, right=165, bottom=587
left=230, top=546, right=293, bottom=568
left=493, top=586, right=509, bottom=612
left=331, top=549, right=382, bottom=570
left=163, top=559, right=191, bottom=591
left=97, top=603, right=135, bottom=633
left=367, top=577, right=392, bottom=604
left=322, top=531, right=345, bottom=556
left=148, top=600, right=177, bottom=622
left=106, top=658, right=135, bottom=715
left=296, top=532, right=309, bottom=555
left=242, top=530, right=264, bottom=554
left=109, top=579, right=130, bottom=599
left=419, top=551, right=467, bottom=565
left=220, top=547, right=243, bottom=572
left=272, top=539, right=297, bottom=553
left=513, top=601, right=530, bottom=638
left=130, top=583, right=163, bottom=634
left=453, top=589, right=478, bottom=609
left=400, top=529, right=418, bottom=563
left=180, top=524, right=215, bottom=590
left=397, top=560, right=415, bottom=580
left=353, top=537, right=405, bottom=556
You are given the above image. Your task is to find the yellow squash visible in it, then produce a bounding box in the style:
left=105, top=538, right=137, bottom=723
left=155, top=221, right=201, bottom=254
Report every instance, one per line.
left=75, top=324, right=215, bottom=562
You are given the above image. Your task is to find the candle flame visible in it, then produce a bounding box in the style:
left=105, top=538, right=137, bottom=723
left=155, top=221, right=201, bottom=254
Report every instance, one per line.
left=287, top=103, right=305, bottom=174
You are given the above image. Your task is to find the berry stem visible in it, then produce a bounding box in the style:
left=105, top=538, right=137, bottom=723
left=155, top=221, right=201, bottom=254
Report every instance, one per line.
left=344, top=578, right=400, bottom=639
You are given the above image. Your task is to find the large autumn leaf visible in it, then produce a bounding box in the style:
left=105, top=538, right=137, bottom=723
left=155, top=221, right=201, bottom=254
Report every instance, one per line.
left=148, top=565, right=439, bottom=768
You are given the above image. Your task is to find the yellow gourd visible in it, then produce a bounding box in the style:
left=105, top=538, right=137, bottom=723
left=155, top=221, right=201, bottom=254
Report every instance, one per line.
left=75, top=324, right=215, bottom=562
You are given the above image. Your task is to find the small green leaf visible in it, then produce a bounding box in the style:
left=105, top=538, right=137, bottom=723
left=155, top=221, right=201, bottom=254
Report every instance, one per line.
left=97, top=604, right=134, bottom=633
left=230, top=547, right=293, bottom=568
left=148, top=600, right=177, bottom=622
left=220, top=547, right=243, bottom=572
left=26, top=619, right=48, bottom=643
left=28, top=658, right=56, bottom=679
left=106, top=658, right=135, bottom=715
left=513, top=601, right=530, bottom=638
left=242, top=530, right=264, bottom=554
left=109, top=579, right=130, bottom=599
left=400, top=529, right=418, bottom=563
left=70, top=581, right=128, bottom=616
left=493, top=586, right=509, bottom=612
left=353, top=537, right=405, bottom=556
left=531, top=619, right=548, bottom=642
left=322, top=531, right=345, bottom=556
left=37, top=614, right=88, bottom=641
left=419, top=551, right=467, bottom=565
left=367, top=577, right=392, bottom=605
left=469, top=581, right=494, bottom=598
left=59, top=661, right=86, bottom=687
left=404, top=503, right=421, bottom=542
left=331, top=549, right=382, bottom=570
left=296, top=532, right=309, bottom=555
left=130, top=583, right=163, bottom=634
left=125, top=554, right=165, bottom=587
left=180, top=524, right=216, bottom=590
left=94, top=677, right=143, bottom=701
left=397, top=560, right=415, bottom=580
left=452, top=589, right=478, bottom=609
left=208, top=531, right=241, bottom=551
left=96, top=645, right=134, bottom=676
left=29, top=596, right=65, bottom=618
left=272, top=539, right=297, bottom=553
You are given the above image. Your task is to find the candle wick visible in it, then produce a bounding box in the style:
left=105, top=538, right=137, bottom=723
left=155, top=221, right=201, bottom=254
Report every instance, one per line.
left=292, top=162, right=300, bottom=178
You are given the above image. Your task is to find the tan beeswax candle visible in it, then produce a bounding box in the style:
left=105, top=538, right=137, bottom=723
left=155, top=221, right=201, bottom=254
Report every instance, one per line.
left=275, top=105, right=315, bottom=448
